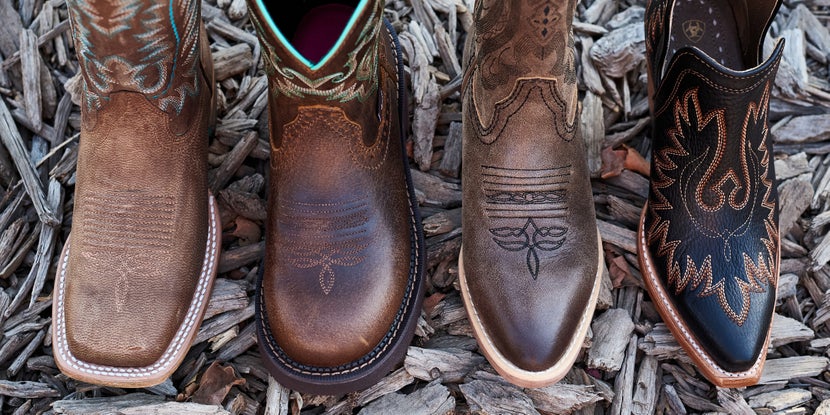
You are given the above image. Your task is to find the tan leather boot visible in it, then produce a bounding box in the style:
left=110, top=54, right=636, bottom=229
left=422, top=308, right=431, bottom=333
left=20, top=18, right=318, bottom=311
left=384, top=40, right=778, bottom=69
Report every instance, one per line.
left=460, top=0, right=603, bottom=387
left=248, top=0, right=424, bottom=394
left=53, top=0, right=220, bottom=387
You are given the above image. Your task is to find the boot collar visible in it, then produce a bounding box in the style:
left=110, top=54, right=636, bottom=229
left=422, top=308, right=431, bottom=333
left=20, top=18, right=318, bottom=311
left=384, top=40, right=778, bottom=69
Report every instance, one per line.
left=248, top=0, right=382, bottom=103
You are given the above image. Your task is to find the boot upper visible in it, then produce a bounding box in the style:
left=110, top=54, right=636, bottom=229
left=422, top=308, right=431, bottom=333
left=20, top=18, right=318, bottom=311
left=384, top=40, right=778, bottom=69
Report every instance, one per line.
left=642, top=0, right=783, bottom=374
left=461, top=0, right=600, bottom=373
left=249, top=0, right=420, bottom=371
left=62, top=0, right=213, bottom=368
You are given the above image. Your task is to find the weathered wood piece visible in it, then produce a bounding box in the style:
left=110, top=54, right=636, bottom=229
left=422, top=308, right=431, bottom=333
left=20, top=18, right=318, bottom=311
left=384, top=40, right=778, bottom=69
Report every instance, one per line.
left=778, top=175, right=814, bottom=236
left=403, top=347, right=484, bottom=383
left=410, top=169, right=462, bottom=208
left=0, top=98, right=58, bottom=225
left=0, top=380, right=58, bottom=398
left=770, top=313, right=814, bottom=348
left=590, top=23, right=645, bottom=78
left=210, top=131, right=258, bottom=194
left=759, top=356, right=830, bottom=384
left=263, top=377, right=289, bottom=415
left=748, top=389, right=812, bottom=412
left=213, top=43, right=252, bottom=81
left=609, top=335, right=638, bottom=415
left=459, top=379, right=539, bottom=415
left=631, top=355, right=659, bottom=415
left=587, top=308, right=635, bottom=372
left=774, top=114, right=830, bottom=144
left=597, top=219, right=638, bottom=255
left=359, top=380, right=454, bottom=415
left=438, top=121, right=461, bottom=178
left=524, top=383, right=604, bottom=414
left=19, top=29, right=41, bottom=132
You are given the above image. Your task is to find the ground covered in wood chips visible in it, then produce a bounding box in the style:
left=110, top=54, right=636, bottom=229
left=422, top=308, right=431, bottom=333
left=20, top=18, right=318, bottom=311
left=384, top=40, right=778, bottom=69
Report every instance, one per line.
left=0, top=0, right=830, bottom=413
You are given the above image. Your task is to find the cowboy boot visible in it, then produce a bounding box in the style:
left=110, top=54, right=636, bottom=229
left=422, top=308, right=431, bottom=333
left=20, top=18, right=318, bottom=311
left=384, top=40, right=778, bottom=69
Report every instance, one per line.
left=460, top=0, right=603, bottom=387
left=53, top=0, right=220, bottom=387
left=639, top=0, right=783, bottom=387
left=247, top=0, right=424, bottom=394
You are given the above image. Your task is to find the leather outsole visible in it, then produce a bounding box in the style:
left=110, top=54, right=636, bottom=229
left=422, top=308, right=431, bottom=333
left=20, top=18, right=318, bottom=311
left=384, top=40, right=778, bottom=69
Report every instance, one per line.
left=52, top=194, right=221, bottom=388
left=458, top=229, right=604, bottom=388
left=637, top=203, right=775, bottom=388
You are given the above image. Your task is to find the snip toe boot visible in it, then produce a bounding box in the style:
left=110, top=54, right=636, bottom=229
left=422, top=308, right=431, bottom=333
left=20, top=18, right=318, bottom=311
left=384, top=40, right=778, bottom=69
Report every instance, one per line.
left=248, top=0, right=424, bottom=394
left=459, top=0, right=603, bottom=388
left=639, top=0, right=783, bottom=387
left=54, top=0, right=221, bottom=387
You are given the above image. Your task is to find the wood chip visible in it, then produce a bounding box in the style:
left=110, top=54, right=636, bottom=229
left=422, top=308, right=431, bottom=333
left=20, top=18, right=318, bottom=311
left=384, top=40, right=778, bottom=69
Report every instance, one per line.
left=359, top=380, right=454, bottom=415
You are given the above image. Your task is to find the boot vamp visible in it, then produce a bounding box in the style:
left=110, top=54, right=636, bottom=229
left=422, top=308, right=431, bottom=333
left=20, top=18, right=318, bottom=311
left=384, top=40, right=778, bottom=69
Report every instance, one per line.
left=65, top=90, right=209, bottom=368
left=463, top=82, right=599, bottom=372
left=264, top=101, right=413, bottom=368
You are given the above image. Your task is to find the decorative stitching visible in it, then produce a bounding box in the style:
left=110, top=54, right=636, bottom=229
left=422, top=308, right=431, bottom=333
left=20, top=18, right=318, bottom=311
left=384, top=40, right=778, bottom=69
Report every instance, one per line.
left=468, top=78, right=576, bottom=144
left=490, top=218, right=567, bottom=280
left=654, top=48, right=783, bottom=116
left=54, top=196, right=218, bottom=378
left=82, top=191, right=177, bottom=250
left=251, top=1, right=381, bottom=103
left=640, top=213, right=767, bottom=378
left=646, top=84, right=778, bottom=326
left=68, top=0, right=201, bottom=115
left=278, top=197, right=373, bottom=295
left=256, top=24, right=418, bottom=376
left=483, top=165, right=570, bottom=278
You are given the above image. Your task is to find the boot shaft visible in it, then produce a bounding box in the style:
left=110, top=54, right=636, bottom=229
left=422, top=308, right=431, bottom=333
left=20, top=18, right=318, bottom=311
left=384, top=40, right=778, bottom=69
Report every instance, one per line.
left=67, top=0, right=203, bottom=115
left=247, top=0, right=383, bottom=104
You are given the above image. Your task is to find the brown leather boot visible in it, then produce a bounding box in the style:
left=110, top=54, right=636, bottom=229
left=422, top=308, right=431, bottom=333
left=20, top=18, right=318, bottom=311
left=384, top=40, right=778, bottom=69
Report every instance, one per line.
left=460, top=0, right=603, bottom=387
left=53, top=0, right=220, bottom=387
left=248, top=0, right=424, bottom=394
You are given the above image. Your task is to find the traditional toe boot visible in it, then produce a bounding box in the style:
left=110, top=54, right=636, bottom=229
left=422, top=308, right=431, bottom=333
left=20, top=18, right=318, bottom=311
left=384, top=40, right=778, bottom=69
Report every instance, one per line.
left=54, top=0, right=220, bottom=387
left=460, top=0, right=603, bottom=387
left=248, top=0, right=424, bottom=394
left=638, top=0, right=783, bottom=387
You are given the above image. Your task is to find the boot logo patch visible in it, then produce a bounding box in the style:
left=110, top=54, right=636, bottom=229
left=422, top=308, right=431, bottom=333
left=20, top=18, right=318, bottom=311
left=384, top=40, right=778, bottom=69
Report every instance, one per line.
left=682, top=20, right=706, bottom=43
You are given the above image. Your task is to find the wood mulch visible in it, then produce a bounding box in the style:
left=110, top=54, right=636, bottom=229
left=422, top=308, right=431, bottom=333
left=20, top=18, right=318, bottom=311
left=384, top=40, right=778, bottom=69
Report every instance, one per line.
left=0, top=0, right=829, bottom=413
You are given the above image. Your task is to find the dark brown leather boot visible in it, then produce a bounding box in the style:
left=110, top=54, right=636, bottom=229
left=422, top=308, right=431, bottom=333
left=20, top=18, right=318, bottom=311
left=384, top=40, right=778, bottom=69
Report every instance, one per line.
left=460, top=0, right=603, bottom=387
left=53, top=0, right=220, bottom=387
left=248, top=0, right=424, bottom=394
left=639, top=0, right=783, bottom=387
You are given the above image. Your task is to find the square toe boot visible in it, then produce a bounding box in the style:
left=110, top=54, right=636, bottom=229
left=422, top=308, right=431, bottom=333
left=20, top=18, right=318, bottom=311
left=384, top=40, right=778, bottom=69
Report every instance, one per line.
left=638, top=0, right=783, bottom=387
left=248, top=0, right=424, bottom=394
left=53, top=0, right=221, bottom=387
left=459, top=0, right=603, bottom=388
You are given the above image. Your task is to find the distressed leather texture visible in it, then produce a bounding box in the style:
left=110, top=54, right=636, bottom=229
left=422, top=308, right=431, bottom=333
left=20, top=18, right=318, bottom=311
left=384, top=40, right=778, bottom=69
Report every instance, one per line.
left=642, top=0, right=783, bottom=373
left=249, top=0, right=424, bottom=393
left=61, top=0, right=215, bottom=370
left=461, top=0, right=600, bottom=372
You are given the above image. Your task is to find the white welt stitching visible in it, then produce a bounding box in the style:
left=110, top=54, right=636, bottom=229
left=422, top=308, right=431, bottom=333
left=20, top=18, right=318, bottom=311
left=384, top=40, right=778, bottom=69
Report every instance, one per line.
left=54, top=196, right=218, bottom=378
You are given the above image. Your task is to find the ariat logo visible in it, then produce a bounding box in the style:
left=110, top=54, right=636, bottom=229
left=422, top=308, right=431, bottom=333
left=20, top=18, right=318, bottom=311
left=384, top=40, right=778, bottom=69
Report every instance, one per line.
left=683, top=20, right=705, bottom=43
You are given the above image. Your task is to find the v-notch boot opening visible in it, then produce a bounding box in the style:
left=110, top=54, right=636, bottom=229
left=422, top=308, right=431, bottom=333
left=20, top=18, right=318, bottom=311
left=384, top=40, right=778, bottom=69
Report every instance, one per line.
left=260, top=0, right=364, bottom=68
